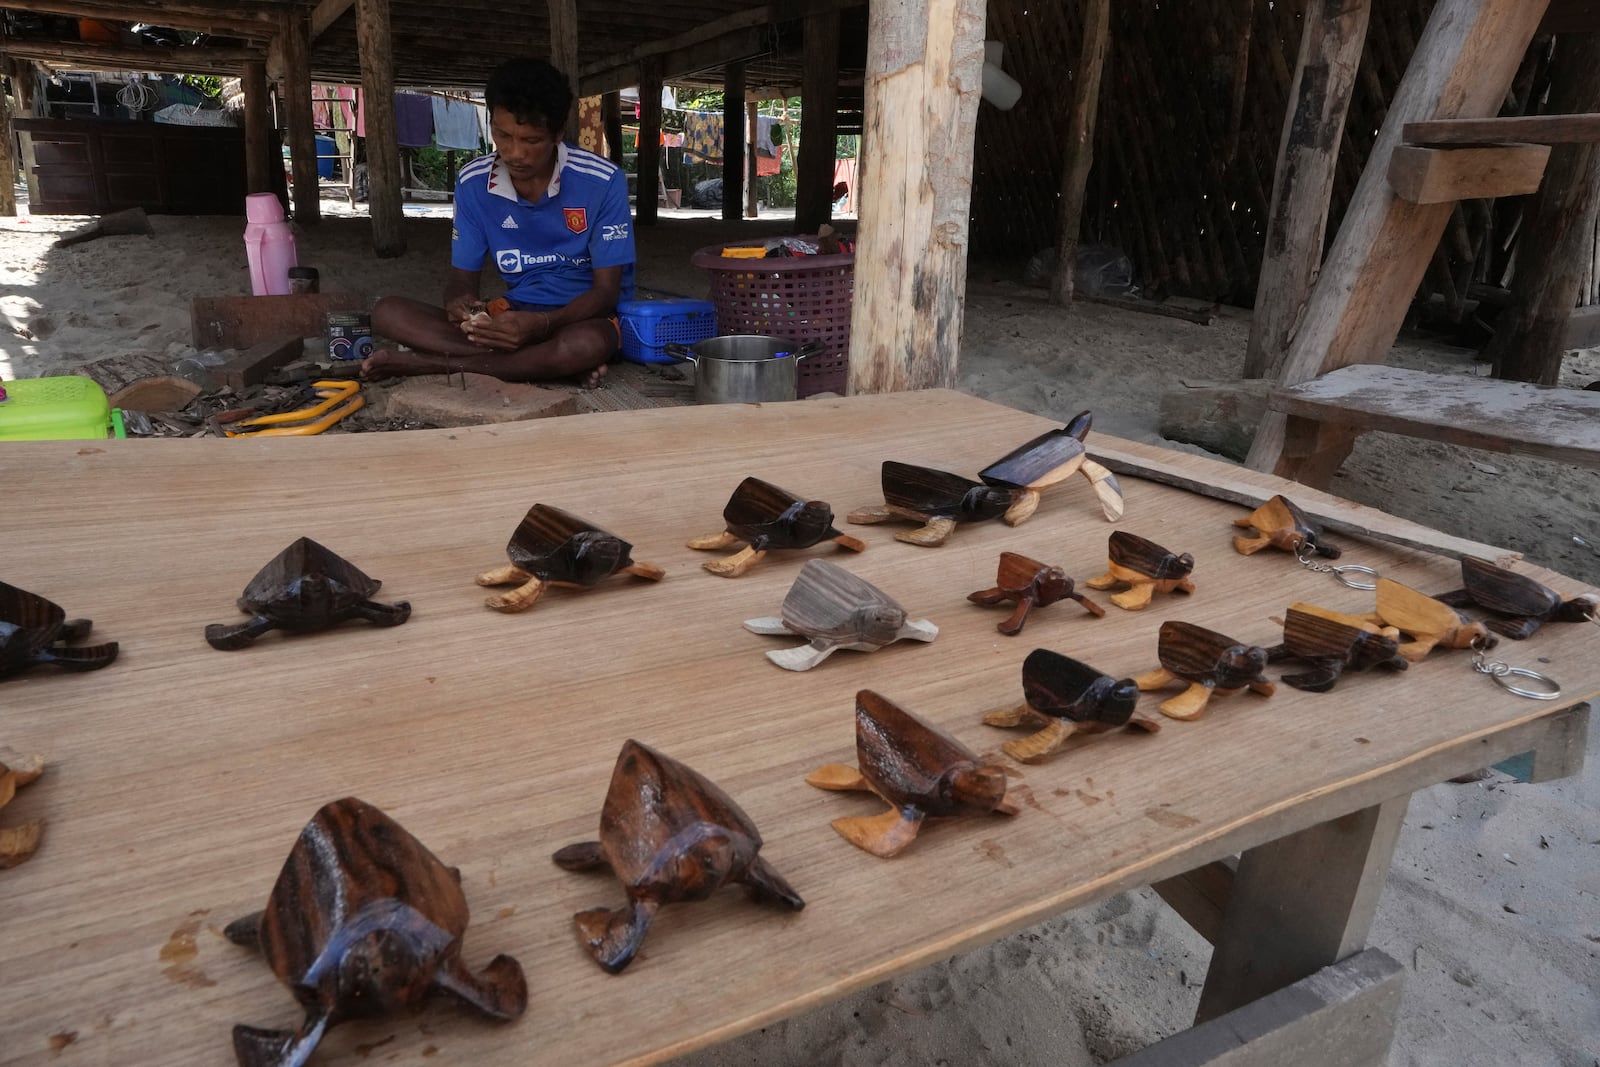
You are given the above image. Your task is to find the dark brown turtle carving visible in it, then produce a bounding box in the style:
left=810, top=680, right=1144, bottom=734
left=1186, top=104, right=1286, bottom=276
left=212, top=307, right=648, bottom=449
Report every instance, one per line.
left=1133, top=620, right=1275, bottom=720
left=808, top=689, right=1018, bottom=856
left=1435, top=556, right=1599, bottom=640
left=205, top=538, right=410, bottom=650
left=978, top=411, right=1124, bottom=523
left=0, top=580, right=119, bottom=677
left=1085, top=531, right=1196, bottom=610
left=553, top=740, right=804, bottom=974
left=846, top=461, right=1016, bottom=546
left=1232, top=495, right=1341, bottom=558
left=1359, top=578, right=1494, bottom=661
left=1267, top=602, right=1409, bottom=692
left=982, top=648, right=1156, bottom=762
left=744, top=559, right=937, bottom=670
left=687, top=476, right=866, bottom=577
left=967, top=551, right=1105, bottom=635
left=476, top=503, right=664, bottom=612
left=224, top=797, right=527, bottom=1067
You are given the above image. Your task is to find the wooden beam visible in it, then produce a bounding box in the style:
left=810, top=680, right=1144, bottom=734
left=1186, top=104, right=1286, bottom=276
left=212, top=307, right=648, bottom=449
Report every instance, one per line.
left=578, top=0, right=858, bottom=79
left=241, top=59, right=274, bottom=196
left=0, top=72, right=16, bottom=218
left=847, top=0, right=986, bottom=393
left=601, top=91, right=623, bottom=167
left=795, top=10, right=839, bottom=233
left=355, top=0, right=404, bottom=257
left=1387, top=143, right=1550, bottom=203
left=279, top=9, right=321, bottom=227
left=1404, top=113, right=1600, bottom=146
left=723, top=61, right=746, bottom=223
left=312, top=0, right=357, bottom=40
left=1241, top=0, right=1372, bottom=381
left=1050, top=0, right=1111, bottom=304
left=579, top=26, right=772, bottom=98
left=9, top=0, right=277, bottom=32
left=1243, top=0, right=1553, bottom=480
left=547, top=0, right=580, bottom=136
left=0, top=40, right=264, bottom=76
left=746, top=99, right=760, bottom=218
left=1151, top=860, right=1234, bottom=945
left=635, top=58, right=663, bottom=226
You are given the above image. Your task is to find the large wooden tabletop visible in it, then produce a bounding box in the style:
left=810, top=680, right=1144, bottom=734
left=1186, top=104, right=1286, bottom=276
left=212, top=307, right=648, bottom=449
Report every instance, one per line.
left=3, top=389, right=1594, bottom=1066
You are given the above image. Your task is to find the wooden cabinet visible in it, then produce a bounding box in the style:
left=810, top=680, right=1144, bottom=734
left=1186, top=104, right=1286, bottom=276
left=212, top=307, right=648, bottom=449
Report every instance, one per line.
left=16, top=117, right=248, bottom=215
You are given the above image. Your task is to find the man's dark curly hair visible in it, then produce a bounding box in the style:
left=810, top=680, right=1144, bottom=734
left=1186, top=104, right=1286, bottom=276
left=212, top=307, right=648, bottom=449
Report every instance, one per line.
left=484, top=58, right=573, bottom=135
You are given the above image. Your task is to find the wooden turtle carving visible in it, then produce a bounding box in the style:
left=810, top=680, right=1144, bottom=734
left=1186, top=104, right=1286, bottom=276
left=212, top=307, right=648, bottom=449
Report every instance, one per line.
left=978, top=411, right=1124, bottom=523
left=1085, top=531, right=1196, bottom=610
left=967, top=551, right=1105, bottom=635
left=1, top=747, right=46, bottom=869
left=1267, top=602, right=1409, bottom=693
left=225, top=797, right=527, bottom=1067
left=1435, top=556, right=1599, bottom=640
left=687, top=476, right=866, bottom=577
left=205, top=537, right=410, bottom=650
left=0, top=580, right=119, bottom=677
left=808, top=689, right=1019, bottom=857
left=982, top=648, right=1157, bottom=762
left=553, top=739, right=804, bottom=974
left=743, top=559, right=937, bottom=671
left=476, top=503, right=664, bottom=612
left=846, top=461, right=1016, bottom=546
left=1231, top=495, right=1341, bottom=558
left=1133, top=620, right=1276, bottom=721
left=1358, top=577, right=1494, bottom=662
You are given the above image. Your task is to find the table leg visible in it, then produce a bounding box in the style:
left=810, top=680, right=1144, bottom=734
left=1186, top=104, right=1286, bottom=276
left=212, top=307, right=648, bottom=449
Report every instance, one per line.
left=1194, top=795, right=1409, bottom=1024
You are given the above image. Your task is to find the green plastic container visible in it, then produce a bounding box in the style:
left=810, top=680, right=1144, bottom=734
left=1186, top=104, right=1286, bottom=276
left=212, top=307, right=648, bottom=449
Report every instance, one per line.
left=0, top=376, right=124, bottom=441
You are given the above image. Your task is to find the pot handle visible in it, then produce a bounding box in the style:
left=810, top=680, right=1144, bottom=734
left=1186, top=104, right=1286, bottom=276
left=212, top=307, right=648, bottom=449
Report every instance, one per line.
left=663, top=343, right=697, bottom=364
left=787, top=340, right=826, bottom=361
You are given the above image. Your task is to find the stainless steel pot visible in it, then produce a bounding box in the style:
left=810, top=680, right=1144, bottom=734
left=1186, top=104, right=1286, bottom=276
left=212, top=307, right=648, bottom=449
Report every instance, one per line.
left=665, top=335, right=823, bottom=404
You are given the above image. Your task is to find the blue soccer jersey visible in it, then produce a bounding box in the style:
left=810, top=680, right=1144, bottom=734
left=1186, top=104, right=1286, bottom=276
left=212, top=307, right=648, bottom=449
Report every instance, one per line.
left=451, top=142, right=635, bottom=306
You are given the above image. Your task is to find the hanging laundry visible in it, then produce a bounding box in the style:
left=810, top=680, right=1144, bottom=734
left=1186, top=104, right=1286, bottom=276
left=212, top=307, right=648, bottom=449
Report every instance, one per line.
left=756, top=115, right=779, bottom=156
left=394, top=92, right=435, bottom=147
left=576, top=95, right=605, bottom=154
left=432, top=95, right=481, bottom=150
left=356, top=88, right=365, bottom=138
left=757, top=143, right=784, bottom=177
left=661, top=131, right=684, bottom=148
left=682, top=112, right=724, bottom=164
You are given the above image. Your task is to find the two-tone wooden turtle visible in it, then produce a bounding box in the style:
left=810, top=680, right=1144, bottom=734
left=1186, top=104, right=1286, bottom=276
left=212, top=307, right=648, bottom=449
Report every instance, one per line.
left=225, top=797, right=527, bottom=1067
left=1231, top=495, right=1341, bottom=559
left=1085, top=531, right=1197, bottom=610
left=846, top=461, right=1017, bottom=546
left=982, top=648, right=1156, bottom=762
left=687, top=476, right=866, bottom=577
left=743, top=559, right=937, bottom=671
left=977, top=411, right=1124, bottom=523
left=966, top=551, right=1105, bottom=635
left=808, top=689, right=1018, bottom=857
left=1267, top=602, right=1409, bottom=692
left=553, top=740, right=804, bottom=974
left=476, top=503, right=664, bottom=612
left=0, top=747, right=46, bottom=869
left=1435, top=556, right=1599, bottom=640
left=1133, top=620, right=1275, bottom=720
left=1358, top=577, right=1494, bottom=662
left=0, top=580, right=119, bottom=677
left=205, top=537, right=411, bottom=650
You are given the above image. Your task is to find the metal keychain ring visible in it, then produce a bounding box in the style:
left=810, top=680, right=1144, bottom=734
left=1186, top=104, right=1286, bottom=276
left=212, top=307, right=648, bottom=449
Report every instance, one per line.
left=1487, top=666, right=1562, bottom=700
left=1331, top=564, right=1380, bottom=591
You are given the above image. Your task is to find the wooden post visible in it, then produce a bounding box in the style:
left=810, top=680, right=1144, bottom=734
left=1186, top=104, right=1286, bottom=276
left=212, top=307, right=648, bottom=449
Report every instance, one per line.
left=636, top=59, right=663, bottom=226
left=1244, top=0, right=1552, bottom=481
left=279, top=9, right=320, bottom=225
left=547, top=0, right=580, bottom=137
left=0, top=66, right=17, bottom=217
left=1486, top=33, right=1600, bottom=385
left=601, top=91, right=624, bottom=166
left=847, top=0, right=986, bottom=394
left=1050, top=0, right=1111, bottom=305
left=746, top=99, right=760, bottom=217
left=1241, top=0, right=1372, bottom=380
left=723, top=62, right=746, bottom=223
left=355, top=0, right=405, bottom=257
left=241, top=59, right=274, bottom=196
left=795, top=11, right=840, bottom=234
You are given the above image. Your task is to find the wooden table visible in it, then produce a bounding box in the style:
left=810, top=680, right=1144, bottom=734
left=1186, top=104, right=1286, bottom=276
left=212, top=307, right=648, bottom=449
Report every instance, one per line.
left=2, top=390, right=1592, bottom=1066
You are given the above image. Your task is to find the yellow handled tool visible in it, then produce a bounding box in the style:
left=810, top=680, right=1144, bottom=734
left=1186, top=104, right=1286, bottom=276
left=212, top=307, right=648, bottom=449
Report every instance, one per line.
left=226, top=381, right=364, bottom=438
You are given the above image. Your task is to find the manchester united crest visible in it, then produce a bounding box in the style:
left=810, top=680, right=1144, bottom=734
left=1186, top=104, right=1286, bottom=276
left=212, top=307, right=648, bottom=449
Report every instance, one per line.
left=564, top=207, right=588, bottom=234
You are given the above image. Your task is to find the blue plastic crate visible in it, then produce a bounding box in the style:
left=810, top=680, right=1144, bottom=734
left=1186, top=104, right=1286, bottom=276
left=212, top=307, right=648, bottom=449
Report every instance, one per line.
left=617, top=298, right=716, bottom=365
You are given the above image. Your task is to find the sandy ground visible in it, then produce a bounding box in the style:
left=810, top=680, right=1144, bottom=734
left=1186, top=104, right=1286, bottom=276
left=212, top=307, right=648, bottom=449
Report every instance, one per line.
left=2, top=197, right=1597, bottom=1065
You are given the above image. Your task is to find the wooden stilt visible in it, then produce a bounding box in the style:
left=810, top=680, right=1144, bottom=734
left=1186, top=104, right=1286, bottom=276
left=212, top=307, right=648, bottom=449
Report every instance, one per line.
left=241, top=59, right=274, bottom=196
left=602, top=91, right=624, bottom=167
left=636, top=58, right=663, bottom=226
left=354, top=0, right=404, bottom=257
left=1049, top=0, right=1110, bottom=305
left=723, top=61, right=745, bottom=223
left=795, top=11, right=839, bottom=234
left=846, top=0, right=986, bottom=394
left=745, top=99, right=760, bottom=218
left=278, top=9, right=320, bottom=225
left=0, top=68, right=17, bottom=217
left=547, top=0, right=579, bottom=136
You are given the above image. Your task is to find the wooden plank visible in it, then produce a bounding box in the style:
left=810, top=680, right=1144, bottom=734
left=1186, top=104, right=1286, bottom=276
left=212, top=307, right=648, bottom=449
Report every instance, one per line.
left=1387, top=143, right=1550, bottom=203
left=1151, top=860, right=1235, bottom=945
left=1526, top=701, right=1590, bottom=783
left=2, top=390, right=1595, bottom=1067
left=1267, top=364, right=1600, bottom=470
left=278, top=9, right=321, bottom=227
left=218, top=335, right=306, bottom=391
left=1050, top=0, right=1110, bottom=304
left=794, top=11, right=839, bottom=234
left=190, top=292, right=365, bottom=350
left=0, top=62, right=15, bottom=217
left=1110, top=949, right=1404, bottom=1067
left=355, top=0, right=404, bottom=257
left=1196, top=797, right=1409, bottom=1022
left=311, top=0, right=356, bottom=40
left=847, top=0, right=986, bottom=392
left=1404, top=113, right=1600, bottom=146
left=0, top=40, right=263, bottom=76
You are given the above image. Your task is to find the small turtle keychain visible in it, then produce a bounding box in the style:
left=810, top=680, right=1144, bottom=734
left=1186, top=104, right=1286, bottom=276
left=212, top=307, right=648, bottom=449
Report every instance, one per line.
left=1467, top=635, right=1562, bottom=700
left=1293, top=540, right=1381, bottom=591
left=1232, top=494, right=1379, bottom=590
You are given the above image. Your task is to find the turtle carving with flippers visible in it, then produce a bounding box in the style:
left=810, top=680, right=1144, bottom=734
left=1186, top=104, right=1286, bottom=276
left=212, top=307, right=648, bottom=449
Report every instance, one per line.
left=744, top=559, right=937, bottom=670
left=1359, top=577, right=1494, bottom=662
left=1435, top=556, right=1599, bottom=640
left=1267, top=603, right=1409, bottom=692
left=687, top=476, right=866, bottom=577
left=808, top=689, right=1019, bottom=856
left=1085, top=531, right=1196, bottom=610
left=846, top=461, right=1016, bottom=547
left=967, top=551, right=1105, bottom=635
left=982, top=649, right=1158, bottom=762
left=1132, top=620, right=1276, bottom=720
left=1231, top=495, right=1341, bottom=558
left=205, top=537, right=410, bottom=650
left=0, top=580, right=119, bottom=678
left=476, top=503, right=664, bottom=612
left=978, top=411, right=1124, bottom=524
left=224, top=797, right=527, bottom=1067
left=553, top=740, right=804, bottom=974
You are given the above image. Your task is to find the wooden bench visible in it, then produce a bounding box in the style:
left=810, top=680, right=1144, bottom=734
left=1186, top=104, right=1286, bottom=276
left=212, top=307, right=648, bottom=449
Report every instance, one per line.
left=1266, top=364, right=1600, bottom=488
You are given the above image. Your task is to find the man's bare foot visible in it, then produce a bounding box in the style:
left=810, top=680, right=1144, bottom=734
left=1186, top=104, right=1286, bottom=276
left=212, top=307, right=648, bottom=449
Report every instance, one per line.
left=581, top=362, right=610, bottom=390
left=362, top=347, right=445, bottom=381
